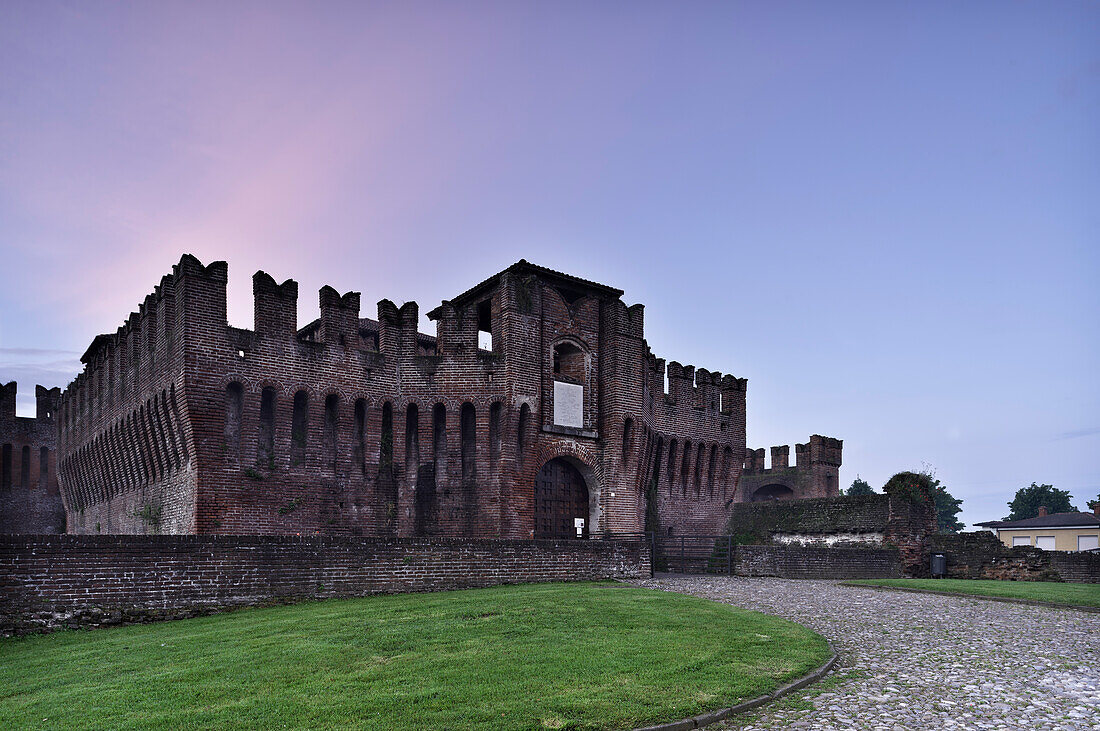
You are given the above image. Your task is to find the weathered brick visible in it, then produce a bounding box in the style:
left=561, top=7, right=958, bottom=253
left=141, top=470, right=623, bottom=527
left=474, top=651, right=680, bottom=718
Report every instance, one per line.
left=51, top=258, right=780, bottom=539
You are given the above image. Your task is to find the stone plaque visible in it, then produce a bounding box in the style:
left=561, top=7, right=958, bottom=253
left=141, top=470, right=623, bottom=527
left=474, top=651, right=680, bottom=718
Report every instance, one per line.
left=553, top=381, right=584, bottom=428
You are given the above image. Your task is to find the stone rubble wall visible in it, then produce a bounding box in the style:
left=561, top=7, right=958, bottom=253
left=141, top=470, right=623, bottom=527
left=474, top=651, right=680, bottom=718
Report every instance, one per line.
left=927, top=532, right=1099, bottom=583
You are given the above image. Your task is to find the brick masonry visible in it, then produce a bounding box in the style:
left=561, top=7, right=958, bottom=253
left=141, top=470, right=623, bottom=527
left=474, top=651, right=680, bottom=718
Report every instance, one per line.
left=49, top=255, right=842, bottom=540
left=0, top=382, right=64, bottom=534
left=0, top=534, right=651, bottom=635
left=928, top=532, right=1099, bottom=583
left=734, top=545, right=902, bottom=579
left=739, top=436, right=843, bottom=503
left=725, top=492, right=936, bottom=576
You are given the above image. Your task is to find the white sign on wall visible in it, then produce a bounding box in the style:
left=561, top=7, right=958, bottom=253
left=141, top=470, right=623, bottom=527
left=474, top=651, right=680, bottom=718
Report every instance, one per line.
left=553, top=381, right=584, bottom=428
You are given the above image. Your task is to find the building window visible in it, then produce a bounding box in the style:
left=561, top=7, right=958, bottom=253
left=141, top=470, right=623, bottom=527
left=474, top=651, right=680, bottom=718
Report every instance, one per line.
left=1079, top=535, right=1099, bottom=551
left=1011, top=536, right=1030, bottom=547
left=1035, top=536, right=1056, bottom=551
left=477, top=299, right=495, bottom=351
left=552, top=342, right=584, bottom=382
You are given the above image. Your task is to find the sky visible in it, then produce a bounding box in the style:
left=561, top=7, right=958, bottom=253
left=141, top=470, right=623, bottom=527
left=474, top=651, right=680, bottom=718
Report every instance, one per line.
left=1, top=1, right=1097, bottom=527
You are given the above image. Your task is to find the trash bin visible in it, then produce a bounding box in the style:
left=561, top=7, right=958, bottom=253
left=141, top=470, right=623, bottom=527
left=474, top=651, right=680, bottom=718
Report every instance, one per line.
left=931, top=553, right=947, bottom=578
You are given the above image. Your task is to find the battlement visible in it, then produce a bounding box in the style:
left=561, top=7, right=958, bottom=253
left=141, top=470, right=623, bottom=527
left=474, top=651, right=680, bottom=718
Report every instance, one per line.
left=253, top=270, right=299, bottom=336
left=48, top=255, right=777, bottom=539
left=1, top=382, right=58, bottom=426
left=318, top=286, right=361, bottom=347
left=648, top=354, right=747, bottom=415
left=0, top=381, right=64, bottom=533
left=607, top=299, right=645, bottom=338
left=744, top=435, right=843, bottom=474
left=61, top=255, right=234, bottom=436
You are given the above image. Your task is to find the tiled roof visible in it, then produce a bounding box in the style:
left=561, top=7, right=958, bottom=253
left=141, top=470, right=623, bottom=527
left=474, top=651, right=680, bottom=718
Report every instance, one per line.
left=427, top=260, right=625, bottom=319
left=974, top=512, right=1100, bottom=529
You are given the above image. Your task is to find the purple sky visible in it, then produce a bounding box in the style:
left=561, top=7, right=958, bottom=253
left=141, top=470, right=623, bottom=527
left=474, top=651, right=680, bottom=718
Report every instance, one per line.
left=2, top=1, right=1097, bottom=526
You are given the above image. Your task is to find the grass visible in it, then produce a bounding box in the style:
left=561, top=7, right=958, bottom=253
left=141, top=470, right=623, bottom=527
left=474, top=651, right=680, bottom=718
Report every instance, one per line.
left=0, top=583, right=831, bottom=730
left=845, top=579, right=1100, bottom=608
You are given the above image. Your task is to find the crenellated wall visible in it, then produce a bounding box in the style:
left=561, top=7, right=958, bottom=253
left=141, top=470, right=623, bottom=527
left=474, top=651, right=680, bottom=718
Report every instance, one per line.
left=55, top=256, right=763, bottom=539
left=0, top=382, right=64, bottom=533
left=56, top=255, right=217, bottom=534
left=635, top=354, right=747, bottom=535
left=740, top=435, right=842, bottom=503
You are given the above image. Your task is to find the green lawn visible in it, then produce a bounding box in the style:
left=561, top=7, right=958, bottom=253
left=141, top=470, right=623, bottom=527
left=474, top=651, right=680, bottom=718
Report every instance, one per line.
left=0, top=583, right=830, bottom=730
left=846, top=579, right=1100, bottom=608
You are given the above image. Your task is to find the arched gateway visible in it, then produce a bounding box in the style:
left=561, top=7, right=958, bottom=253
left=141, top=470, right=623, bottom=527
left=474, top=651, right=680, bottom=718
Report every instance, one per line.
left=534, top=457, right=590, bottom=539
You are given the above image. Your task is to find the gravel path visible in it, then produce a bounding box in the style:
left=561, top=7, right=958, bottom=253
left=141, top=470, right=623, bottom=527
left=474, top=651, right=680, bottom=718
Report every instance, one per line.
left=631, top=576, right=1100, bottom=730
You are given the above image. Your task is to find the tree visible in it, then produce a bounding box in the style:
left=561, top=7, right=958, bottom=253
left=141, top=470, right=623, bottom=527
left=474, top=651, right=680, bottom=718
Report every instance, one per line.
left=1005, top=483, right=1077, bottom=521
left=846, top=476, right=875, bottom=496
left=926, top=474, right=964, bottom=533
left=1088, top=494, right=1099, bottom=513
left=882, top=469, right=964, bottom=533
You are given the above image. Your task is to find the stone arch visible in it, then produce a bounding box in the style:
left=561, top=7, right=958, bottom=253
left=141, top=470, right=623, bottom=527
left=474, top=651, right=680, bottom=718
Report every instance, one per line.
left=527, top=441, right=603, bottom=537
left=533, top=455, right=595, bottom=539
left=751, top=483, right=795, bottom=502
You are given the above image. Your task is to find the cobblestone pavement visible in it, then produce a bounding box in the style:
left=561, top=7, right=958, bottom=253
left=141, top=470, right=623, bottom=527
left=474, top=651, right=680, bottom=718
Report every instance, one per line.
left=631, top=576, right=1100, bottom=730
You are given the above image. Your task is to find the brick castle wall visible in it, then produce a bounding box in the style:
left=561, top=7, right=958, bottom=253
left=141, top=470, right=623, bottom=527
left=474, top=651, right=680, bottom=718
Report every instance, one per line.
left=0, top=383, right=64, bottom=534
left=739, top=436, right=843, bottom=503
left=0, top=534, right=651, bottom=635
left=55, top=257, right=757, bottom=539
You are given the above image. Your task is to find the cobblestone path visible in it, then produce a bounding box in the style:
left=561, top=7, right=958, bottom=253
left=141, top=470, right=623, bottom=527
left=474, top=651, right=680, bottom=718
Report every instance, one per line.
left=632, top=577, right=1100, bottom=730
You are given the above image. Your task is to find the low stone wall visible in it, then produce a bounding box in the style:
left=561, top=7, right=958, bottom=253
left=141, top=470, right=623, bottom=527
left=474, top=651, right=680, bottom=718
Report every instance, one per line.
left=928, top=532, right=1099, bottom=583
left=0, top=535, right=651, bottom=635
left=1049, top=552, right=1100, bottom=583
left=733, top=545, right=902, bottom=579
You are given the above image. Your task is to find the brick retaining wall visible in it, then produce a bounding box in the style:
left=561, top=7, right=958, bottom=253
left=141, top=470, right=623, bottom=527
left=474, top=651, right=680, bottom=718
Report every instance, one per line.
left=0, top=535, right=650, bottom=634
left=733, top=545, right=902, bottom=579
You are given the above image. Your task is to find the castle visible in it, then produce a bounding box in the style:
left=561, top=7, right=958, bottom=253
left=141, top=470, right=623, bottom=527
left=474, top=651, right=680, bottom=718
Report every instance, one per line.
left=0, top=383, right=63, bottom=534
left=3, top=256, right=841, bottom=537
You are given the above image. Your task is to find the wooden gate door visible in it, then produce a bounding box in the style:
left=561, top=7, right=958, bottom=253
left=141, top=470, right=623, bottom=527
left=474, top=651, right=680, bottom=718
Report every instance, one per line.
left=534, top=458, right=590, bottom=539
